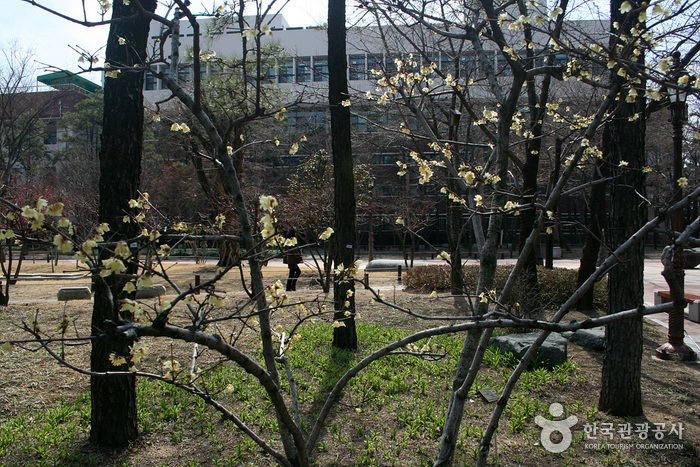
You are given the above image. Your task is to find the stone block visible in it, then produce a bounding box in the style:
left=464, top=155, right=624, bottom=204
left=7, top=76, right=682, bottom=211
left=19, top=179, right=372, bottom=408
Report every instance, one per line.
left=568, top=327, right=605, bottom=351
left=364, top=259, right=431, bottom=271
left=57, top=287, right=92, bottom=301
left=489, top=332, right=568, bottom=365
left=135, top=284, right=166, bottom=299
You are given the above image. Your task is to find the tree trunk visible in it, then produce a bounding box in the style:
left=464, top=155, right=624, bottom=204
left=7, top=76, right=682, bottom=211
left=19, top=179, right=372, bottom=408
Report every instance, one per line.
left=329, top=0, right=357, bottom=350
left=90, top=0, right=156, bottom=447
left=577, top=154, right=609, bottom=310
left=598, top=0, right=646, bottom=415
left=518, top=137, right=542, bottom=316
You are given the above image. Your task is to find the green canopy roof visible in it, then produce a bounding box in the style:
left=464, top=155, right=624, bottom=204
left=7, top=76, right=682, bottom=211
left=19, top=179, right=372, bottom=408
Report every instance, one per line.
left=37, top=70, right=101, bottom=94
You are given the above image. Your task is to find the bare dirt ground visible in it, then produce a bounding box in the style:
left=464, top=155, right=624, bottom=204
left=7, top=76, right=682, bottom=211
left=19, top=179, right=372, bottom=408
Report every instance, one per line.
left=1, top=260, right=699, bottom=466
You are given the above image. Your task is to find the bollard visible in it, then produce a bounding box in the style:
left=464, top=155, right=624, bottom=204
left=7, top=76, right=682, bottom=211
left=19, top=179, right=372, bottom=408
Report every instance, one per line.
left=195, top=274, right=201, bottom=294
left=364, top=272, right=369, bottom=289
left=397, top=265, right=402, bottom=283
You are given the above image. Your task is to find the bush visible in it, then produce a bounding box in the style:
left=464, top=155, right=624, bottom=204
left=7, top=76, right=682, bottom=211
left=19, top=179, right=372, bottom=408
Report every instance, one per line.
left=404, top=264, right=607, bottom=310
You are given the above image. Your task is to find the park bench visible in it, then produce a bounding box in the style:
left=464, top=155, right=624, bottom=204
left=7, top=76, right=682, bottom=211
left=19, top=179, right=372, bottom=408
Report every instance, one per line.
left=654, top=291, right=700, bottom=323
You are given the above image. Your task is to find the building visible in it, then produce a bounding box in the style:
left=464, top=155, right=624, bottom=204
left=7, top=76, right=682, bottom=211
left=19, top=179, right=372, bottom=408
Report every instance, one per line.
left=141, top=13, right=608, bottom=251
left=0, top=70, right=100, bottom=186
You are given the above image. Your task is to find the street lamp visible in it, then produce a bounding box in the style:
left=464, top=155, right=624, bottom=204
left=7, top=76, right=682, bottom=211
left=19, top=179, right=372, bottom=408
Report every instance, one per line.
left=656, top=52, right=697, bottom=361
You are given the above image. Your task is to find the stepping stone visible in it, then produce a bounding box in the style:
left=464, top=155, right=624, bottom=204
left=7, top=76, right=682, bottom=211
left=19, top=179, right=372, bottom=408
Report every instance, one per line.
left=568, top=327, right=605, bottom=351
left=489, top=332, right=568, bottom=365
left=135, top=285, right=166, bottom=299
left=57, top=287, right=92, bottom=301
left=365, top=259, right=431, bottom=271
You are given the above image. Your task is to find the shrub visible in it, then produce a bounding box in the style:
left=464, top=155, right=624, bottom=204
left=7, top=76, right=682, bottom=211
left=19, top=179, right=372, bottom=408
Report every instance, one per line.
left=404, top=264, right=607, bottom=310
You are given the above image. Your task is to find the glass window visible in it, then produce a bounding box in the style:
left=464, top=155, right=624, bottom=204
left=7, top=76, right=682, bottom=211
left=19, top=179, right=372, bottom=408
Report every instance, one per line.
left=278, top=58, right=294, bottom=83
left=178, top=65, right=190, bottom=83
left=351, top=114, right=368, bottom=132
left=496, top=54, right=512, bottom=76
left=460, top=52, right=478, bottom=77
left=296, top=56, right=311, bottom=83
left=44, top=125, right=58, bottom=145
left=145, top=71, right=157, bottom=90
left=160, top=65, right=171, bottom=89
left=367, top=54, right=382, bottom=77
left=313, top=56, right=328, bottom=82
left=385, top=55, right=399, bottom=74
left=349, top=54, right=365, bottom=80
left=441, top=53, right=455, bottom=73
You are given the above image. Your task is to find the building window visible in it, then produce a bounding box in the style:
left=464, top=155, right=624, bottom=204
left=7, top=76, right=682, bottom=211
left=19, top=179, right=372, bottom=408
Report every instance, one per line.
left=178, top=65, right=190, bottom=83
left=44, top=124, right=58, bottom=145
left=367, top=54, right=382, bottom=76
left=145, top=71, right=157, bottom=90
left=296, top=56, right=311, bottom=83
left=349, top=55, right=365, bottom=80
left=460, top=52, right=478, bottom=77
left=441, top=53, right=455, bottom=74
left=160, top=65, right=171, bottom=89
left=350, top=114, right=368, bottom=132
left=278, top=59, right=294, bottom=83
left=385, top=55, right=399, bottom=74
left=496, top=54, right=512, bottom=76
left=313, top=56, right=328, bottom=82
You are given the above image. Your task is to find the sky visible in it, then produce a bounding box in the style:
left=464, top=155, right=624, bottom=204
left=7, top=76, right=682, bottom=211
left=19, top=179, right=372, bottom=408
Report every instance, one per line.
left=0, top=1, right=327, bottom=85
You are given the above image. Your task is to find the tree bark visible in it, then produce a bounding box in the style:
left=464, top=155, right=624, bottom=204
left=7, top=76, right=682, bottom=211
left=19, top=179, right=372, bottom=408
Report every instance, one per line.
left=90, top=0, right=156, bottom=447
left=577, top=154, right=609, bottom=310
left=598, top=0, right=646, bottom=416
left=329, top=0, right=357, bottom=350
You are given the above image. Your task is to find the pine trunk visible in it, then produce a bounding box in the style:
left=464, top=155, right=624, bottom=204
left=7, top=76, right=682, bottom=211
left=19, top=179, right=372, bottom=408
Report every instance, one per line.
left=90, top=0, right=156, bottom=446
left=329, top=0, right=357, bottom=350
left=598, top=0, right=646, bottom=414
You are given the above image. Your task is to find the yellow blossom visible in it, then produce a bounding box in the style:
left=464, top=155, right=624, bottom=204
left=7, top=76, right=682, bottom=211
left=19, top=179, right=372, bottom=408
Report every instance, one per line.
left=109, top=353, right=127, bottom=366
left=319, top=227, right=334, bottom=241
left=259, top=195, right=278, bottom=213
left=100, top=258, right=126, bottom=277
left=53, top=234, right=73, bottom=254
left=45, top=202, right=64, bottom=217
left=677, top=177, right=688, bottom=189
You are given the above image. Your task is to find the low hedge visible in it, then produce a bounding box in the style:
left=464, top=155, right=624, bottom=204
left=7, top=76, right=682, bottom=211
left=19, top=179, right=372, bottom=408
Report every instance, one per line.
left=404, top=264, right=607, bottom=310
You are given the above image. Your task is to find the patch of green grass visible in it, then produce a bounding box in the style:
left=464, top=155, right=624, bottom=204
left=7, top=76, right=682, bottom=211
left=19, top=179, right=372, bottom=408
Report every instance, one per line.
left=0, top=321, right=648, bottom=467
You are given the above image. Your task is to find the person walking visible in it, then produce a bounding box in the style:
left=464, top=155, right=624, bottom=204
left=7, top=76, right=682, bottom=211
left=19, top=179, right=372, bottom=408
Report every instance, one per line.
left=284, top=231, right=303, bottom=291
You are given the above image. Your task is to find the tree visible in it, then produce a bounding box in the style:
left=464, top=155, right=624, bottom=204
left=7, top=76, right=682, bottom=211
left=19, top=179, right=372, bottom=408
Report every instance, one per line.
left=283, top=151, right=373, bottom=293
left=54, top=91, right=102, bottom=234
left=0, top=45, right=58, bottom=192
left=598, top=0, right=650, bottom=416
left=10, top=0, right=700, bottom=465
left=90, top=0, right=157, bottom=446
left=329, top=0, right=358, bottom=350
